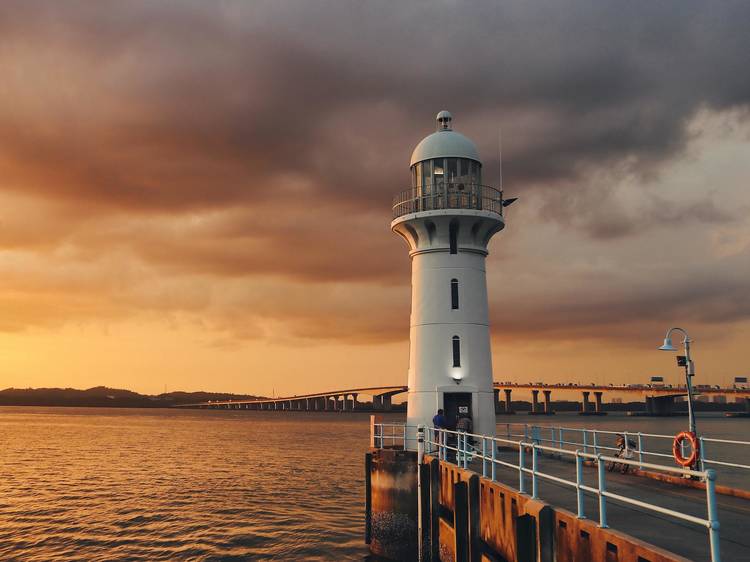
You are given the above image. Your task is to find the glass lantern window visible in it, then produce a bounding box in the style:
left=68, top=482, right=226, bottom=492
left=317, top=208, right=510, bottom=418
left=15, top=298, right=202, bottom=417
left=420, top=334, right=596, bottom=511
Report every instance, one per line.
left=421, top=160, right=432, bottom=188
left=433, top=158, right=444, bottom=184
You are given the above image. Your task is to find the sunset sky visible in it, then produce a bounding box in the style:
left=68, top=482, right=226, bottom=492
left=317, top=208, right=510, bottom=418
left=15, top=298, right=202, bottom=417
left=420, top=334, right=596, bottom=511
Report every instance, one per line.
left=1, top=2, right=749, bottom=396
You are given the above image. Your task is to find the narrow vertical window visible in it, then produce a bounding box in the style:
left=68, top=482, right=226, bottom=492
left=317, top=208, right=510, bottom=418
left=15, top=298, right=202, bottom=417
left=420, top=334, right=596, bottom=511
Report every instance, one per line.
left=452, top=336, right=461, bottom=367
left=451, top=279, right=459, bottom=310
left=449, top=221, right=458, bottom=254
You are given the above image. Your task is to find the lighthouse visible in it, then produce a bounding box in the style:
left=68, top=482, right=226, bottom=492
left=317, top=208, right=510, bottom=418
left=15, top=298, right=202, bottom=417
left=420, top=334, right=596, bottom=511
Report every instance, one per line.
left=392, top=111, right=507, bottom=448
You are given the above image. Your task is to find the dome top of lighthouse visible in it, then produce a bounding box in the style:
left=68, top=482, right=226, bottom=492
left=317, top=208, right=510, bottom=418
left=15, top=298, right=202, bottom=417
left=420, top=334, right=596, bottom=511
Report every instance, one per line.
left=410, top=111, right=481, bottom=167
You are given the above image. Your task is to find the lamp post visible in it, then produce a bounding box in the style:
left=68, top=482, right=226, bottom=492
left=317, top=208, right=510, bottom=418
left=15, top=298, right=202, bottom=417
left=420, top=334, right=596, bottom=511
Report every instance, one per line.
left=658, top=327, right=697, bottom=435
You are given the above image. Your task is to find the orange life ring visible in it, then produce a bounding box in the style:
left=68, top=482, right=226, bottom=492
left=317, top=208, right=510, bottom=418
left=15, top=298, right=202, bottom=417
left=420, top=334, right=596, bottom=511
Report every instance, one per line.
left=673, top=431, right=700, bottom=467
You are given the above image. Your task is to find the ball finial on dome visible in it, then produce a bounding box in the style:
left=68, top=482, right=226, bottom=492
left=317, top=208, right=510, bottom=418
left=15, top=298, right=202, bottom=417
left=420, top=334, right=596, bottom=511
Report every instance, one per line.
left=436, top=110, right=453, bottom=131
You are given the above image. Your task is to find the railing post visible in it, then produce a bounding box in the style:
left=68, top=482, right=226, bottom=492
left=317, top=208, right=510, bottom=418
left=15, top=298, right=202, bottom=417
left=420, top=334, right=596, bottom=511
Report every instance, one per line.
left=482, top=437, right=487, bottom=477
left=624, top=431, right=630, bottom=455
left=699, top=436, right=706, bottom=472
left=459, top=432, right=465, bottom=468
left=705, top=469, right=722, bottom=562
left=575, top=450, right=585, bottom=519
left=583, top=430, right=589, bottom=455
left=597, top=454, right=608, bottom=528
left=531, top=444, right=539, bottom=499
left=491, top=439, right=497, bottom=481
left=637, top=433, right=644, bottom=470
left=417, top=425, right=425, bottom=464
left=593, top=430, right=599, bottom=456
left=559, top=428, right=564, bottom=451
left=519, top=443, right=527, bottom=494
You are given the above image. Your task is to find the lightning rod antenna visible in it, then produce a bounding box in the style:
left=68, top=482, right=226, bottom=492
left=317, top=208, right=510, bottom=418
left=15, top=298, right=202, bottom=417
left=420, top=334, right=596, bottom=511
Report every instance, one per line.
left=498, top=126, right=503, bottom=191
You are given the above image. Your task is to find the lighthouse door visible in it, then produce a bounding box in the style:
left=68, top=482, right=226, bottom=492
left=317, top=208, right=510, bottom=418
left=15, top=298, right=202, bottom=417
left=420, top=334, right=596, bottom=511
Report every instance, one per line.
left=443, top=392, right=472, bottom=430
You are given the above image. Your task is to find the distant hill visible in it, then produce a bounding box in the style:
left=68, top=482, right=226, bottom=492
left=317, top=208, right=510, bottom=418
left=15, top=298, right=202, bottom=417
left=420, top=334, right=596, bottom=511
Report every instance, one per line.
left=0, top=386, right=262, bottom=408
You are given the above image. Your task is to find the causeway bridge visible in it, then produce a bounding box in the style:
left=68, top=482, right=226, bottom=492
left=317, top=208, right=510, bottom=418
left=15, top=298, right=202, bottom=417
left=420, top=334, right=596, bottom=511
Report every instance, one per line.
left=175, top=382, right=750, bottom=414
left=174, top=385, right=408, bottom=411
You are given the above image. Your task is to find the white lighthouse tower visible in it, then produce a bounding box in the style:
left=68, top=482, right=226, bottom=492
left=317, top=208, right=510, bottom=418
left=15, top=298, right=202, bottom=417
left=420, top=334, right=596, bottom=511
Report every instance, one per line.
left=392, top=111, right=507, bottom=448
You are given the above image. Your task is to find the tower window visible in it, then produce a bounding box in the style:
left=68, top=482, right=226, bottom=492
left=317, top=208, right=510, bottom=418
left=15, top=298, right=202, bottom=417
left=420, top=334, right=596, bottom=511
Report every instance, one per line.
left=451, top=279, right=459, bottom=310
left=452, top=336, right=461, bottom=367
left=449, top=221, right=458, bottom=254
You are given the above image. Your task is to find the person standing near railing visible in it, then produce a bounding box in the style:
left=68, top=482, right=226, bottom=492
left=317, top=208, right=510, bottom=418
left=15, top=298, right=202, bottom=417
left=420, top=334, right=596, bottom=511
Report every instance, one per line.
left=456, top=414, right=475, bottom=450
left=432, top=409, right=447, bottom=453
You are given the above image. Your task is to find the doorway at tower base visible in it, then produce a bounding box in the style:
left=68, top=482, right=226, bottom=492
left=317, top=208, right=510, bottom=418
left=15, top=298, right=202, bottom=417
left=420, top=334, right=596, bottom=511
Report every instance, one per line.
left=405, top=389, right=496, bottom=450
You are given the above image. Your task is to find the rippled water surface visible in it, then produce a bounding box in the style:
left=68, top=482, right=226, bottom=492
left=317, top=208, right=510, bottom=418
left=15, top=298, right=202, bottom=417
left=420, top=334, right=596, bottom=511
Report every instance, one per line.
left=1, top=408, right=748, bottom=561
left=0, top=408, right=380, bottom=561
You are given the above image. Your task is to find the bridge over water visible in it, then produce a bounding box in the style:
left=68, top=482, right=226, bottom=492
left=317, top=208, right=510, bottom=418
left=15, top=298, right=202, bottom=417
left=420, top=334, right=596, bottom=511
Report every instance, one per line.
left=175, top=382, right=750, bottom=415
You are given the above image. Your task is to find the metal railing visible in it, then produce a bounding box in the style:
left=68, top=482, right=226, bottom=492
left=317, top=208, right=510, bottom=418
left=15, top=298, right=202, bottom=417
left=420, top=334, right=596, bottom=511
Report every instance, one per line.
left=497, top=422, right=750, bottom=477
left=372, top=422, right=410, bottom=449
left=392, top=183, right=504, bottom=219
left=371, top=422, right=722, bottom=562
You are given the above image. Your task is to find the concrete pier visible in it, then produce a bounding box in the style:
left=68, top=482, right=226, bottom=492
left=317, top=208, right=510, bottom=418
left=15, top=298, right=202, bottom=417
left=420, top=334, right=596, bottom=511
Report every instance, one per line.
left=365, top=449, right=418, bottom=560
left=365, top=449, right=705, bottom=561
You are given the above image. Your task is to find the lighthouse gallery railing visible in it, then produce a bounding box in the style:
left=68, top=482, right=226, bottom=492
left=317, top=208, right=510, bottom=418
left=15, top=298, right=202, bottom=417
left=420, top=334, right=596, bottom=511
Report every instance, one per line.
left=392, top=183, right=504, bottom=219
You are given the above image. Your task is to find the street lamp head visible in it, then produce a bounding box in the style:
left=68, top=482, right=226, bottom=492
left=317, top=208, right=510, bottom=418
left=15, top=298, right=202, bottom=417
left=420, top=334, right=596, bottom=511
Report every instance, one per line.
left=659, top=337, right=677, bottom=352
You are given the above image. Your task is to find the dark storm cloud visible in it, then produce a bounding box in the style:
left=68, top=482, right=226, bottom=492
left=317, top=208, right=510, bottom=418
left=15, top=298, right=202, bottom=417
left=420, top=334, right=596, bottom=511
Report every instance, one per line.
left=2, top=1, right=749, bottom=214
left=1, top=1, right=750, bottom=344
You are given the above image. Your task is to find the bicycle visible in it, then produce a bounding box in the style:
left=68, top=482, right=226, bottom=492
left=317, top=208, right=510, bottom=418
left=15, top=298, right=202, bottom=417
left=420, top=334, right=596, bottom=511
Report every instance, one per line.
left=606, top=434, right=637, bottom=474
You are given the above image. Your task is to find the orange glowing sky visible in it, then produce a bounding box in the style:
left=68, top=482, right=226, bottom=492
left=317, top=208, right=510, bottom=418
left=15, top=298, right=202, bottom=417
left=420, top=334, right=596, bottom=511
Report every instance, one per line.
left=1, top=3, right=749, bottom=396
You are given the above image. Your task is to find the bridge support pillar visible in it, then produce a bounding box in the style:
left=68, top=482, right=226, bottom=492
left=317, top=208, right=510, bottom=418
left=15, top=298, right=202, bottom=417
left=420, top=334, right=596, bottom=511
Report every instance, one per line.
left=645, top=395, right=676, bottom=416
left=580, top=391, right=590, bottom=414
left=372, top=395, right=382, bottom=410
left=493, top=389, right=502, bottom=413
left=342, top=395, right=348, bottom=411
left=594, top=392, right=603, bottom=413
left=543, top=390, right=553, bottom=414
left=531, top=390, right=540, bottom=414
left=382, top=395, right=392, bottom=411
left=352, top=393, right=358, bottom=411
left=504, top=389, right=513, bottom=414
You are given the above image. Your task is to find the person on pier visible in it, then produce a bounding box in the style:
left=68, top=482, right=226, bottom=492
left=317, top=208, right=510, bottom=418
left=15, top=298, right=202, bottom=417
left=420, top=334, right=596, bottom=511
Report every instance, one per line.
left=432, top=409, right=447, bottom=453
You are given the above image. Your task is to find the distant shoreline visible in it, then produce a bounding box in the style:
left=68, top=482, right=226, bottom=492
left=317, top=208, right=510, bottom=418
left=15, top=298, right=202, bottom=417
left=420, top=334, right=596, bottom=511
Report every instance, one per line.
left=0, top=386, right=262, bottom=409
